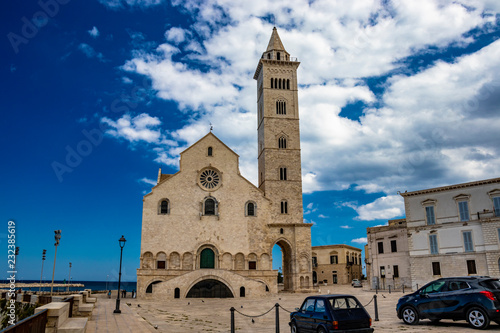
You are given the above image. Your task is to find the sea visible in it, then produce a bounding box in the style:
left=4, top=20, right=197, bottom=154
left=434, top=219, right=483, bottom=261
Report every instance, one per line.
left=1, top=280, right=137, bottom=293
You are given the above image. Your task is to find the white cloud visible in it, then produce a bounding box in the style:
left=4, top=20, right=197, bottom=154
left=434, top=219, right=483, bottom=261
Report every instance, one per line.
left=101, top=113, right=162, bottom=143
left=340, top=225, right=352, bottom=229
left=352, top=195, right=405, bottom=221
left=351, top=237, right=368, bottom=244
left=88, top=26, right=100, bottom=38
left=318, top=214, right=328, bottom=218
left=139, top=177, right=157, bottom=186
left=112, top=0, right=500, bottom=196
left=78, top=43, right=105, bottom=62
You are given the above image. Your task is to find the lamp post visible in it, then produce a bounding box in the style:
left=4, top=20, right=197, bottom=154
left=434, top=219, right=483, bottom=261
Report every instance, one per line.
left=51, top=230, right=61, bottom=296
left=39, top=249, right=46, bottom=293
left=67, top=262, right=72, bottom=292
left=113, top=235, right=126, bottom=314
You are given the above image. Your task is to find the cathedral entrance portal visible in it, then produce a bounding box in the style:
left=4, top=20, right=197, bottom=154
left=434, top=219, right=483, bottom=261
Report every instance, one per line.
left=273, top=239, right=294, bottom=291
left=186, top=279, right=234, bottom=298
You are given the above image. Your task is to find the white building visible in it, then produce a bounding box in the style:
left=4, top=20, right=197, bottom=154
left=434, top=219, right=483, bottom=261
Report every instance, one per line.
left=401, top=177, right=500, bottom=288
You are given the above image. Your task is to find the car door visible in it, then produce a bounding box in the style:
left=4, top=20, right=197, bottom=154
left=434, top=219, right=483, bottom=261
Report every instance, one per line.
left=417, top=280, right=447, bottom=318
left=310, top=298, right=330, bottom=331
left=296, top=298, right=316, bottom=332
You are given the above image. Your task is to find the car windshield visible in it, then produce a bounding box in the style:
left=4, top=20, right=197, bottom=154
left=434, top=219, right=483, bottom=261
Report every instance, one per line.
left=420, top=281, right=446, bottom=294
left=329, top=297, right=360, bottom=309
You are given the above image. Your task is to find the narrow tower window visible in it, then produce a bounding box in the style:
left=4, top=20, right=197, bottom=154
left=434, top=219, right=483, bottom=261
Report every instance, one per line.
left=278, top=136, right=287, bottom=149
left=287, top=79, right=290, bottom=90
left=274, top=78, right=277, bottom=88
left=160, top=200, right=169, bottom=214
left=267, top=53, right=271, bottom=59
left=207, top=147, right=213, bottom=156
left=279, top=167, right=287, bottom=180
left=277, top=52, right=281, bottom=60
left=276, top=100, right=286, bottom=115
left=246, top=202, right=256, bottom=216
left=204, top=198, right=216, bottom=215
left=271, top=78, right=274, bottom=89
left=281, top=201, right=288, bottom=214
left=279, top=78, right=282, bottom=89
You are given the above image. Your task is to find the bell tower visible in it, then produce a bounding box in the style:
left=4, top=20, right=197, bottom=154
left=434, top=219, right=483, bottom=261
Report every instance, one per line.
left=254, top=27, right=303, bottom=224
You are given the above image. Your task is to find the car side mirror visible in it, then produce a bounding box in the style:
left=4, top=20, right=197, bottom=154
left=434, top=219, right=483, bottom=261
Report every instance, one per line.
left=295, top=308, right=300, bottom=311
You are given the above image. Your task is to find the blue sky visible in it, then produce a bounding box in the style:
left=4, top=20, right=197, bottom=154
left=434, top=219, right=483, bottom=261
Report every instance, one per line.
left=2, top=0, right=500, bottom=281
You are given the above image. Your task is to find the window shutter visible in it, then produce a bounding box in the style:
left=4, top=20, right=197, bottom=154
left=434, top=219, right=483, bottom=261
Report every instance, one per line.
left=463, top=231, right=473, bottom=252
left=459, top=201, right=469, bottom=221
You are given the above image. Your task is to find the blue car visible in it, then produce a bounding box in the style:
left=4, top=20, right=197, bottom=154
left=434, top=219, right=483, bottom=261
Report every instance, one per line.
left=397, top=276, right=500, bottom=329
left=289, top=294, right=374, bottom=333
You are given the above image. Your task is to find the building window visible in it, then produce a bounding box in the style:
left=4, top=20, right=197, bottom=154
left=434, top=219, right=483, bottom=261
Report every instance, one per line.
left=287, top=79, right=290, bottom=90
left=159, top=200, right=169, bottom=214
left=281, top=200, right=288, bottom=214
left=268, top=53, right=271, bottom=59
left=277, top=52, right=281, bottom=60
left=467, top=260, right=477, bottom=274
left=204, top=198, right=216, bottom=215
left=377, top=242, right=384, bottom=254
left=391, top=240, right=397, bottom=253
left=463, top=231, right=474, bottom=252
left=248, top=261, right=256, bottom=270
left=280, top=228, right=284, bottom=234
left=432, top=262, right=441, bottom=276
left=312, top=257, right=317, bottom=267
left=240, top=286, right=246, bottom=297
left=174, top=288, right=180, bottom=298
left=207, top=147, right=213, bottom=156
left=458, top=201, right=470, bottom=221
left=279, top=167, right=287, bottom=180
left=497, top=228, right=500, bottom=242
left=246, top=202, right=256, bottom=216
left=426, top=206, right=436, bottom=225
left=157, top=252, right=166, bottom=269
left=276, top=100, right=286, bottom=114
left=278, top=136, right=287, bottom=149
left=494, top=197, right=500, bottom=216
left=429, top=234, right=438, bottom=254
left=380, top=266, right=385, bottom=278
left=393, top=265, right=399, bottom=278
left=330, top=255, right=338, bottom=264
left=271, top=78, right=274, bottom=88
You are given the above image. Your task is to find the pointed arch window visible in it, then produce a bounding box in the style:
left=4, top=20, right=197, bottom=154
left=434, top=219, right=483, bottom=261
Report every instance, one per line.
left=277, top=52, right=281, bottom=60
left=159, top=199, right=169, bottom=215
left=279, top=78, right=282, bottom=89
left=281, top=200, right=288, bottom=214
left=287, top=79, right=290, bottom=90
left=276, top=100, right=286, bottom=115
left=271, top=78, right=274, bottom=89
left=279, top=167, right=287, bottom=180
left=274, top=78, right=277, bottom=89
left=207, top=147, right=213, bottom=156
left=278, top=136, right=287, bottom=149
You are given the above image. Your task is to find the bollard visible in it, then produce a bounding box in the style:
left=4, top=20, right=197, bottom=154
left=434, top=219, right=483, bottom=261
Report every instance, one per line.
left=275, top=303, right=280, bottom=333
left=374, top=295, right=379, bottom=321
left=388, top=285, right=391, bottom=294
left=376, top=284, right=378, bottom=294
left=230, top=307, right=235, bottom=333
left=402, top=284, right=405, bottom=294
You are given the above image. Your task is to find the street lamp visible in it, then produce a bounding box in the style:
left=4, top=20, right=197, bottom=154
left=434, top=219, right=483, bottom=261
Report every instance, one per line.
left=113, top=235, right=126, bottom=314
left=39, top=249, right=46, bottom=293
left=67, top=262, right=72, bottom=292
left=51, top=230, right=61, bottom=296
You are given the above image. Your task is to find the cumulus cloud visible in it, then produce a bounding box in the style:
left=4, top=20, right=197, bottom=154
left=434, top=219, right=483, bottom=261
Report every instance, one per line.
left=340, top=225, right=352, bottom=229
left=88, top=26, right=100, bottom=38
left=109, top=0, right=500, bottom=198
left=101, top=113, right=162, bottom=143
left=351, top=237, right=368, bottom=244
left=139, top=177, right=157, bottom=186
left=350, top=195, right=405, bottom=221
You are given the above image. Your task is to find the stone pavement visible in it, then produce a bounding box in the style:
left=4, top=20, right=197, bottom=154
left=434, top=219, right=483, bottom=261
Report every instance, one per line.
left=86, top=295, right=157, bottom=333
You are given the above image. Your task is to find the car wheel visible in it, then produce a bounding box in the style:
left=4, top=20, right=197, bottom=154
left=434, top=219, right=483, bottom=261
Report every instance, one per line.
left=467, top=307, right=490, bottom=329
left=290, top=322, right=300, bottom=333
left=402, top=306, right=419, bottom=325
left=317, top=327, right=327, bottom=333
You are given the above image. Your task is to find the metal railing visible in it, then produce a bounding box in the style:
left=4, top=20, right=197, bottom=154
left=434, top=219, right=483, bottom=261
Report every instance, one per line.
left=0, top=309, right=48, bottom=333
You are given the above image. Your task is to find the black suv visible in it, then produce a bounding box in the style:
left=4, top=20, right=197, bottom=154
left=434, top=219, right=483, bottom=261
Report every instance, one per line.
left=290, top=294, right=374, bottom=332
left=397, top=276, right=500, bottom=329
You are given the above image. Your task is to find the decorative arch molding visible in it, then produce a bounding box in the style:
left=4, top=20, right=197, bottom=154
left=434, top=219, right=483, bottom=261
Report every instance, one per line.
left=142, top=251, right=154, bottom=269
left=169, top=252, right=181, bottom=269
left=196, top=243, right=221, bottom=269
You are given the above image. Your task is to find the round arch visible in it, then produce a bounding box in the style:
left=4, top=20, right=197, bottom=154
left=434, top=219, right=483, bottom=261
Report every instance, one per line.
left=195, top=243, right=220, bottom=269
left=184, top=276, right=235, bottom=298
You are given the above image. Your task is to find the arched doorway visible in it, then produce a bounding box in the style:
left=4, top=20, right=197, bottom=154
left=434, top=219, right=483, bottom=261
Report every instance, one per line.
left=145, top=280, right=162, bottom=294
left=186, top=279, right=234, bottom=298
left=272, top=239, right=294, bottom=291
left=200, top=248, right=215, bottom=268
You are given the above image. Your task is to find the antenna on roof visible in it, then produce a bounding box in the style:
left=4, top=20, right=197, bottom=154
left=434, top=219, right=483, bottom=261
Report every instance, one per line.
left=210, top=122, right=213, bottom=132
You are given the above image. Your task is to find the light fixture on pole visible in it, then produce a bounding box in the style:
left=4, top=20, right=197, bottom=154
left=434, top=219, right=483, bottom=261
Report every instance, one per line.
left=67, top=262, right=72, bottom=292
left=39, top=249, right=46, bottom=294
left=113, top=235, right=126, bottom=314
left=51, top=230, right=61, bottom=296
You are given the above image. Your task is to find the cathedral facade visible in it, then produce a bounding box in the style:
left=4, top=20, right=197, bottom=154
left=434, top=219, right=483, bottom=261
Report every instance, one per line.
left=137, top=28, right=313, bottom=299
